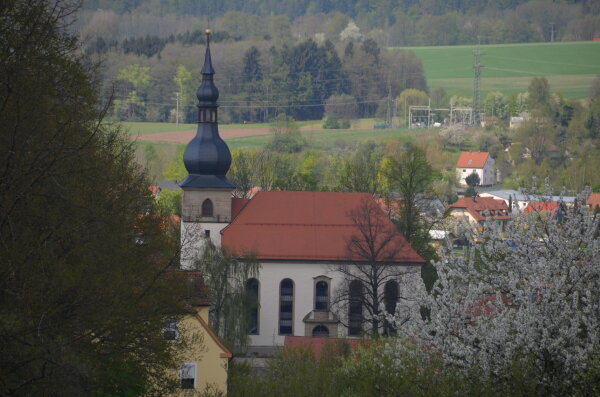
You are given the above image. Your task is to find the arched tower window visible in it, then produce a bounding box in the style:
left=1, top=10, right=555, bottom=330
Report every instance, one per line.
left=246, top=278, right=259, bottom=335
left=312, top=325, right=329, bottom=338
left=348, top=280, right=363, bottom=336
left=315, top=281, right=329, bottom=311
left=201, top=199, right=213, bottom=217
left=384, top=280, right=399, bottom=335
left=279, top=279, right=294, bottom=335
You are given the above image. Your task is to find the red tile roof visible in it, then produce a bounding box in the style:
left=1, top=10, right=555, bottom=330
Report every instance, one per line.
left=524, top=201, right=559, bottom=215
left=221, top=191, right=424, bottom=263
left=448, top=197, right=510, bottom=222
left=456, top=152, right=489, bottom=168
left=587, top=193, right=600, bottom=210
left=284, top=336, right=369, bottom=357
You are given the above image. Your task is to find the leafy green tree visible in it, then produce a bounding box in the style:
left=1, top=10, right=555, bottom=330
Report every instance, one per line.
left=465, top=172, right=480, bottom=187
left=194, top=241, right=259, bottom=352
left=0, top=1, right=186, bottom=395
left=586, top=96, right=600, bottom=140
left=118, top=63, right=152, bottom=119
left=228, top=149, right=257, bottom=198
left=173, top=64, right=194, bottom=122
left=156, top=189, right=182, bottom=217
left=335, top=142, right=384, bottom=194
left=163, top=144, right=187, bottom=181
left=528, top=76, right=551, bottom=112
left=483, top=91, right=508, bottom=120
left=465, top=172, right=480, bottom=198
left=267, top=113, right=306, bottom=153
left=589, top=75, right=600, bottom=101
left=242, top=46, right=263, bottom=84
left=383, top=146, right=438, bottom=290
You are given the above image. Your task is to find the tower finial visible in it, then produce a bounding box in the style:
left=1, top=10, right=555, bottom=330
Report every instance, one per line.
left=201, top=28, right=215, bottom=76
left=205, top=28, right=211, bottom=47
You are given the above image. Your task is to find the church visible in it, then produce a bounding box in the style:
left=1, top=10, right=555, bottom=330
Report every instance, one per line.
left=179, top=31, right=425, bottom=354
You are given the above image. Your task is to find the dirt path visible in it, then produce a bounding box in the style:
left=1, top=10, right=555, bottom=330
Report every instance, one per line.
left=127, top=125, right=324, bottom=144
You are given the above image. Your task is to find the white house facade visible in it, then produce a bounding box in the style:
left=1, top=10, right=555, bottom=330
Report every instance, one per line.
left=456, top=151, right=495, bottom=186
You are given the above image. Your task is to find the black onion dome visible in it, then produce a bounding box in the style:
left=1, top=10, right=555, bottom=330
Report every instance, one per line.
left=180, top=30, right=235, bottom=189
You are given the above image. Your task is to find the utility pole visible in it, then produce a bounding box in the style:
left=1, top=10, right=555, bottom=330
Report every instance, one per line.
left=386, top=78, right=392, bottom=127
left=550, top=23, right=555, bottom=42
left=175, top=92, right=180, bottom=128
left=473, top=42, right=484, bottom=127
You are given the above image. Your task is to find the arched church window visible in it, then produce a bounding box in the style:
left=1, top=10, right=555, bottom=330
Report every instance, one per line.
left=315, top=281, right=329, bottom=311
left=246, top=278, right=259, bottom=335
left=384, top=280, right=399, bottom=336
left=201, top=199, right=213, bottom=217
left=348, top=280, right=363, bottom=336
left=312, top=325, right=329, bottom=338
left=279, top=279, right=294, bottom=335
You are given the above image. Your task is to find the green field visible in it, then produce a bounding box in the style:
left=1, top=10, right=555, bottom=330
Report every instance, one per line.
left=225, top=126, right=428, bottom=151
left=121, top=120, right=322, bottom=135
left=398, top=41, right=600, bottom=98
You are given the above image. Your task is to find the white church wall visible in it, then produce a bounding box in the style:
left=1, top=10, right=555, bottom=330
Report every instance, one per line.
left=180, top=221, right=228, bottom=269
left=249, top=261, right=425, bottom=347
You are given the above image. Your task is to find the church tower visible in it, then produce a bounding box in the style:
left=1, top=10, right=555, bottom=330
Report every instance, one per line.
left=180, top=30, right=235, bottom=268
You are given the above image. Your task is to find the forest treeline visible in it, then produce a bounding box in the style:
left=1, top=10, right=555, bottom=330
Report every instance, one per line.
left=78, top=0, right=600, bottom=46
left=101, top=36, right=426, bottom=123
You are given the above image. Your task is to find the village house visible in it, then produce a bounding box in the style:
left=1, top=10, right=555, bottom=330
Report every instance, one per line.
left=446, top=196, right=510, bottom=228
left=456, top=151, right=495, bottom=187
left=587, top=192, right=600, bottom=211
left=178, top=31, right=425, bottom=357
left=479, top=189, right=576, bottom=211
left=168, top=271, right=231, bottom=395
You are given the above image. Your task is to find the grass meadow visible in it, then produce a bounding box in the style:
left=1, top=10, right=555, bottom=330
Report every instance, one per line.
left=398, top=41, right=600, bottom=98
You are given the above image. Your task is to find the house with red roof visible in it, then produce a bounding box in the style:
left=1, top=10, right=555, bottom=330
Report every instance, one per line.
left=587, top=193, right=600, bottom=211
left=524, top=201, right=560, bottom=216
left=177, top=34, right=425, bottom=355
left=447, top=196, right=510, bottom=226
left=456, top=152, right=495, bottom=187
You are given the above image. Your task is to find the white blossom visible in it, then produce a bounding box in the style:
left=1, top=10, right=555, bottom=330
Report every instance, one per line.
left=395, top=190, right=600, bottom=389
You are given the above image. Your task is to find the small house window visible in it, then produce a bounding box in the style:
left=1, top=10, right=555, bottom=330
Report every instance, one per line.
left=201, top=199, right=213, bottom=217
left=180, top=363, right=196, bottom=389
left=163, top=318, right=179, bottom=340
left=204, top=230, right=210, bottom=238
left=315, top=281, right=329, bottom=311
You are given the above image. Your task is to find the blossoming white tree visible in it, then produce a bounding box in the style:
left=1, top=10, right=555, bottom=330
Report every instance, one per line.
left=397, top=188, right=600, bottom=391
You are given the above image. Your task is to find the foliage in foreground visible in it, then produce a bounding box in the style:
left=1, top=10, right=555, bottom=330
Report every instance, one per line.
left=0, top=0, right=188, bottom=395
left=229, top=338, right=600, bottom=397
left=397, top=187, right=600, bottom=394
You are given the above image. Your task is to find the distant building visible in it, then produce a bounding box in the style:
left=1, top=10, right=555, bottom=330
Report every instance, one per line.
left=456, top=152, right=495, bottom=187
left=509, top=116, right=526, bottom=129
left=524, top=201, right=560, bottom=216
left=169, top=271, right=231, bottom=395
left=479, top=190, right=577, bottom=211
left=587, top=193, right=600, bottom=211
left=447, top=196, right=510, bottom=227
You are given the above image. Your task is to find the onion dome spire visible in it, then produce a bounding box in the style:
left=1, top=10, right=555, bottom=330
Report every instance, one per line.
left=179, top=29, right=235, bottom=189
